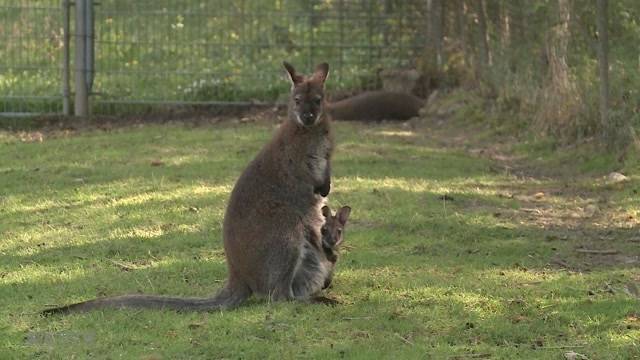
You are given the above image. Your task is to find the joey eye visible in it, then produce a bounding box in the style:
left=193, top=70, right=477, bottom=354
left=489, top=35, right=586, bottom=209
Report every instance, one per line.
left=314, top=96, right=322, bottom=104
left=294, top=95, right=302, bottom=104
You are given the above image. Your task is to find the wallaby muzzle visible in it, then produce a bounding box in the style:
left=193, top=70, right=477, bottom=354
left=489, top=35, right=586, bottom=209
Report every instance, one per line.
left=300, top=111, right=317, bottom=126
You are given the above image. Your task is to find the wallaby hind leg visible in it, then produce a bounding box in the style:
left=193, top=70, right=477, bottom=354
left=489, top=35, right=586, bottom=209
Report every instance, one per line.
left=268, top=255, right=302, bottom=302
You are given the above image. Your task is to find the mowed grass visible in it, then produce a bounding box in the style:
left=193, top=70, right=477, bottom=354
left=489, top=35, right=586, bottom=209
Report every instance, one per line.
left=1, top=121, right=639, bottom=359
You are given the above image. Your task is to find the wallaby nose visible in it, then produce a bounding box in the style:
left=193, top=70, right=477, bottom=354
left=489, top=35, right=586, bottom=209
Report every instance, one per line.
left=301, top=112, right=315, bottom=125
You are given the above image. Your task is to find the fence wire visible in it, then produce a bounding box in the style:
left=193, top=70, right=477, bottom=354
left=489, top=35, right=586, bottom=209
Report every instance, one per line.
left=1, top=0, right=430, bottom=116
left=92, top=0, right=428, bottom=113
left=0, top=0, right=64, bottom=116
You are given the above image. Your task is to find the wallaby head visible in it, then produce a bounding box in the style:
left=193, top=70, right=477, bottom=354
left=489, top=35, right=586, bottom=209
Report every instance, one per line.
left=283, top=61, right=329, bottom=127
left=321, top=205, right=351, bottom=251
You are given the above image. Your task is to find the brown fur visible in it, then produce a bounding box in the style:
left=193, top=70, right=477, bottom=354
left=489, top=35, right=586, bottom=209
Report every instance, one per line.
left=223, top=62, right=334, bottom=301
left=42, top=62, right=337, bottom=315
left=327, top=90, right=424, bottom=121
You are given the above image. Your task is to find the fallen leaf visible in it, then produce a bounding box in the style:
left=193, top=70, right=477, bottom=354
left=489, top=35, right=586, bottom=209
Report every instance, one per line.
left=151, top=160, right=165, bottom=166
left=607, top=172, right=628, bottom=183
left=564, top=350, right=589, bottom=360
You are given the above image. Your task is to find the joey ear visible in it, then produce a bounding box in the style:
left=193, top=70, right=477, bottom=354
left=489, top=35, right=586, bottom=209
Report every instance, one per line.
left=283, top=61, right=303, bottom=85
left=321, top=205, right=332, bottom=219
left=313, top=62, right=329, bottom=84
left=337, top=206, right=351, bottom=225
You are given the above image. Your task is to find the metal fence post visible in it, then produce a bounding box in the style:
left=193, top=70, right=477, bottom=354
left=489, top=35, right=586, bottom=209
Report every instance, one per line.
left=62, top=0, right=71, bottom=116
left=86, top=0, right=95, bottom=93
left=74, top=0, right=89, bottom=117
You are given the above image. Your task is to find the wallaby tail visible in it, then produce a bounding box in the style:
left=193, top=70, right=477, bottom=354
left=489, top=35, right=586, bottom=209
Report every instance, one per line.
left=41, top=284, right=250, bottom=315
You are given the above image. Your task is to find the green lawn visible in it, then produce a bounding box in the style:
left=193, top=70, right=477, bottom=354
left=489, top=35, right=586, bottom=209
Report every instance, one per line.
left=1, top=119, right=639, bottom=359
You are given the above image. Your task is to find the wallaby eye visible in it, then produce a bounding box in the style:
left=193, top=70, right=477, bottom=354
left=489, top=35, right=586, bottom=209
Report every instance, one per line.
left=294, top=95, right=302, bottom=104
left=314, top=96, right=322, bottom=104
left=321, top=227, right=328, bottom=235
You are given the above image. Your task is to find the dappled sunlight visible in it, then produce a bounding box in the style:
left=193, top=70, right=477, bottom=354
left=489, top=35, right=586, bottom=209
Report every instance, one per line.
left=373, top=130, right=417, bottom=138
left=338, top=267, right=506, bottom=320
left=475, top=267, right=565, bottom=286
left=8, top=227, right=81, bottom=256
left=0, top=255, right=192, bottom=287
left=107, top=183, right=231, bottom=209
left=333, top=175, right=514, bottom=200
left=108, top=222, right=203, bottom=242
left=1, top=263, right=88, bottom=286
left=335, top=176, right=485, bottom=194
left=335, top=176, right=431, bottom=193
left=2, top=198, right=59, bottom=216
left=2, top=120, right=639, bottom=357
left=607, top=323, right=640, bottom=348
left=109, top=224, right=168, bottom=241
left=406, top=286, right=504, bottom=319
left=339, top=140, right=453, bottom=156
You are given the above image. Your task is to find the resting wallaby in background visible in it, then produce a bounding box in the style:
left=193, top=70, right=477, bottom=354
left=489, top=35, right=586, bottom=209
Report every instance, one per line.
left=327, top=90, right=423, bottom=121
left=43, top=62, right=336, bottom=315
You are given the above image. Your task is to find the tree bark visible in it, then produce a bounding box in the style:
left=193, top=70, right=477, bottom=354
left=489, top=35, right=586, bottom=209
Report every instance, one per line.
left=455, top=0, right=468, bottom=66
left=547, top=0, right=571, bottom=90
left=476, top=0, right=490, bottom=75
left=427, top=0, right=443, bottom=71
left=500, top=0, right=510, bottom=50
left=596, top=0, right=609, bottom=143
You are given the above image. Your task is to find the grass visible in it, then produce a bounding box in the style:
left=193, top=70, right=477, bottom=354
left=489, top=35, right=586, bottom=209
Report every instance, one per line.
left=1, top=118, right=639, bottom=359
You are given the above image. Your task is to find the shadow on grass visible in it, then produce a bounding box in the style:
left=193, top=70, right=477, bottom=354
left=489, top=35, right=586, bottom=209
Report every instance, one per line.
left=3, top=185, right=638, bottom=320
left=5, top=178, right=640, bottom=270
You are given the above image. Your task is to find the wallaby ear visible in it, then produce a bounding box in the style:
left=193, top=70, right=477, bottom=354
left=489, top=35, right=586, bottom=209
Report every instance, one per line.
left=337, top=206, right=351, bottom=225
left=321, top=205, right=332, bottom=219
left=283, top=61, right=303, bottom=85
left=313, top=62, right=329, bottom=84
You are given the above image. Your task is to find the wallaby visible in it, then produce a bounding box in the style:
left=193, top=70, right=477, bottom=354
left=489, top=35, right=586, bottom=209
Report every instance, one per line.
left=42, top=62, right=336, bottom=315
left=327, top=90, right=424, bottom=121
left=293, top=204, right=352, bottom=298
left=318, top=205, right=351, bottom=279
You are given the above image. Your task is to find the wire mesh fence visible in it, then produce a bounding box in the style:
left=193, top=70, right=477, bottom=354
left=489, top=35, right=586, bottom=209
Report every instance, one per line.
left=1, top=0, right=430, bottom=116
left=0, top=0, right=65, bottom=116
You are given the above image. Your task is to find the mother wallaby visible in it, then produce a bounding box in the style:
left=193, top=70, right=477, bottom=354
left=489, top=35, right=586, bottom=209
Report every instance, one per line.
left=43, top=62, right=335, bottom=314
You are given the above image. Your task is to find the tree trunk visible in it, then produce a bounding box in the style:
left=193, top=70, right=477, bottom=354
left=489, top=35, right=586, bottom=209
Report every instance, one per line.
left=455, top=0, right=468, bottom=67
left=596, top=0, right=609, bottom=143
left=547, top=0, right=571, bottom=91
left=476, top=0, right=490, bottom=76
left=427, top=0, right=443, bottom=71
left=500, top=0, right=510, bottom=50
left=536, top=0, right=576, bottom=137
